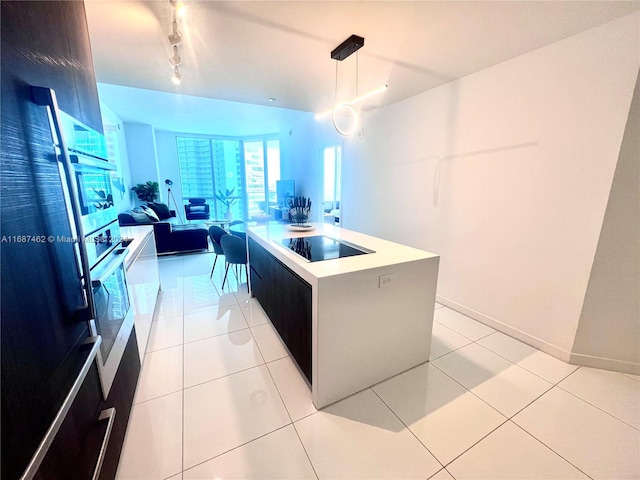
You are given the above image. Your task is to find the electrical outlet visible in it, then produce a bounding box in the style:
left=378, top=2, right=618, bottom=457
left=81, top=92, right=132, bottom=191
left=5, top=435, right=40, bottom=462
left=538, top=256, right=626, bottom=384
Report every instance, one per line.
left=379, top=273, right=395, bottom=288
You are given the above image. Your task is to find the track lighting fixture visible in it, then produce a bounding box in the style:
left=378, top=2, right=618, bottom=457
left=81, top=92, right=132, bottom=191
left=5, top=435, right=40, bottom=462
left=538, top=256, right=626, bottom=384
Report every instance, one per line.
left=169, top=45, right=181, bottom=67
left=171, top=66, right=182, bottom=85
left=168, top=0, right=185, bottom=85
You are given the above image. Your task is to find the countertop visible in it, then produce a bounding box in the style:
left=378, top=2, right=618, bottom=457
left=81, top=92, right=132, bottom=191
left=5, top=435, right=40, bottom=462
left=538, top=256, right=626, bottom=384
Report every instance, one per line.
left=119, top=225, right=154, bottom=271
left=247, top=222, right=438, bottom=280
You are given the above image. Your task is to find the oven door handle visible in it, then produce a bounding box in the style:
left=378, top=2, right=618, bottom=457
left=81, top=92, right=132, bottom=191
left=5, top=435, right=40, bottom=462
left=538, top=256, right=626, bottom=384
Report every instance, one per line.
left=31, top=86, right=94, bottom=319
left=91, top=248, right=129, bottom=287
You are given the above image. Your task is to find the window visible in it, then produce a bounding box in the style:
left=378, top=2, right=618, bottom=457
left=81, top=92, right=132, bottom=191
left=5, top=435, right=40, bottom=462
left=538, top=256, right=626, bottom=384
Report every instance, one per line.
left=244, top=139, right=281, bottom=217
left=176, top=136, right=279, bottom=220
left=323, top=146, right=341, bottom=206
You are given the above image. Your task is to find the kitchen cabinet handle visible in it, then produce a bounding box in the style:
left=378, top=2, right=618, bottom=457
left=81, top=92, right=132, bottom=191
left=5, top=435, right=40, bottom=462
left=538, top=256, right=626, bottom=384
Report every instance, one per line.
left=30, top=86, right=95, bottom=319
left=91, top=407, right=116, bottom=480
left=20, top=335, right=102, bottom=480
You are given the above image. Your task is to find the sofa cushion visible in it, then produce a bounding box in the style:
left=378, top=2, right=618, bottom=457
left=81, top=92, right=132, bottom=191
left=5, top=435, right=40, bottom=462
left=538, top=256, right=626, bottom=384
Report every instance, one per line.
left=129, top=208, right=153, bottom=224
left=140, top=205, right=160, bottom=221
left=147, top=202, right=172, bottom=220
left=187, top=205, right=207, bottom=213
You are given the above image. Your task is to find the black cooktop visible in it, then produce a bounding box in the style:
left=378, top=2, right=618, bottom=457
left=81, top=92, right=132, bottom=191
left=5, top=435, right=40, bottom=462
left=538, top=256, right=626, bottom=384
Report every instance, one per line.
left=281, top=235, right=374, bottom=262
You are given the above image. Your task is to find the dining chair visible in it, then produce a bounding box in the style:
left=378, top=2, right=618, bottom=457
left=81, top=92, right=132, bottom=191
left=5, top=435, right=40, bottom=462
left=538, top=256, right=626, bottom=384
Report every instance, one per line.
left=208, top=226, right=228, bottom=278
left=220, top=234, right=247, bottom=289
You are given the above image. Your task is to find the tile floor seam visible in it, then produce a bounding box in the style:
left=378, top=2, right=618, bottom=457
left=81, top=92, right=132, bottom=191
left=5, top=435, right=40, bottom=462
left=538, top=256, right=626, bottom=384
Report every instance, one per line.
left=433, top=319, right=495, bottom=343
left=439, top=417, right=509, bottom=470
left=263, top=358, right=321, bottom=480
left=134, top=385, right=184, bottom=406
left=554, top=382, right=640, bottom=432
left=429, top=360, right=511, bottom=420
left=182, top=363, right=267, bottom=392
left=508, top=418, right=595, bottom=480
left=263, top=355, right=295, bottom=424
left=469, top=339, right=571, bottom=387
left=291, top=422, right=321, bottom=480
left=180, top=423, right=294, bottom=476
left=501, top=380, right=555, bottom=421
left=145, top=342, right=185, bottom=354
left=182, top=325, right=251, bottom=346
left=369, top=387, right=446, bottom=471
left=153, top=312, right=185, bottom=323
left=429, top=342, right=472, bottom=362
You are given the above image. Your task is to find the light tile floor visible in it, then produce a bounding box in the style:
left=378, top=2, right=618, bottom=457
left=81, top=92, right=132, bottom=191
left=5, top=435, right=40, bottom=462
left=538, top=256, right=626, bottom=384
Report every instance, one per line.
left=116, top=253, right=640, bottom=480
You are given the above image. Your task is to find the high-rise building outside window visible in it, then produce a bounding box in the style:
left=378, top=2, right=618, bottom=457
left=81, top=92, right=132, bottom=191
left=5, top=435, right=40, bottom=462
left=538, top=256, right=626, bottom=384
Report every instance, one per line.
left=176, top=136, right=279, bottom=220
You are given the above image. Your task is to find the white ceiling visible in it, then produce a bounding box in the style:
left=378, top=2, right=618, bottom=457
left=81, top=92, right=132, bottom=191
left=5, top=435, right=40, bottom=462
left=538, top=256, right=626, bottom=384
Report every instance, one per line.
left=85, top=1, right=639, bottom=115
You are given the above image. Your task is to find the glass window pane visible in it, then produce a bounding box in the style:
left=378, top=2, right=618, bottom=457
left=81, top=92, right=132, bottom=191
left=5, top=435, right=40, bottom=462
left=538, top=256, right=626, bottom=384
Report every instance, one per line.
left=212, top=140, right=243, bottom=219
left=267, top=140, right=280, bottom=206
left=244, top=141, right=266, bottom=216
left=324, top=147, right=335, bottom=204
left=176, top=137, right=214, bottom=199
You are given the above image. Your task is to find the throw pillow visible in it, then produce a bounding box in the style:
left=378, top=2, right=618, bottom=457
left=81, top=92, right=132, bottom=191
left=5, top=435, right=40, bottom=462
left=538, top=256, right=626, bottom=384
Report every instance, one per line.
left=129, top=209, right=153, bottom=224
left=140, top=205, right=160, bottom=222
left=147, top=202, right=172, bottom=220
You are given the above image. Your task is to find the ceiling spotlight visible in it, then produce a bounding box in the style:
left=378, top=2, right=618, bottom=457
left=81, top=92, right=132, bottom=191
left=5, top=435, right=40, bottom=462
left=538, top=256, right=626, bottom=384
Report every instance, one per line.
left=171, top=66, right=182, bottom=85
left=176, top=4, right=187, bottom=17
left=168, top=0, right=184, bottom=84
left=268, top=97, right=276, bottom=102
left=168, top=20, right=182, bottom=45
left=168, top=30, right=182, bottom=46
left=169, top=45, right=181, bottom=66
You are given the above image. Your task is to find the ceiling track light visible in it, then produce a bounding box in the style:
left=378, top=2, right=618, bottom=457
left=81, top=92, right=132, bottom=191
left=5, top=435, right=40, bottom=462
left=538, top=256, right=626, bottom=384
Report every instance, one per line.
left=169, top=45, right=181, bottom=67
left=167, top=0, right=185, bottom=85
left=172, top=65, right=182, bottom=85
left=168, top=20, right=182, bottom=46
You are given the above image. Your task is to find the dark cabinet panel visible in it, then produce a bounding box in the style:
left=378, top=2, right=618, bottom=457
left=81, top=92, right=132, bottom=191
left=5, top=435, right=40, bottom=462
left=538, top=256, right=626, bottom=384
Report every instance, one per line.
left=98, top=328, right=140, bottom=480
left=1, top=2, right=106, bottom=478
left=31, top=329, right=139, bottom=480
left=34, top=358, right=103, bottom=480
left=249, top=238, right=312, bottom=383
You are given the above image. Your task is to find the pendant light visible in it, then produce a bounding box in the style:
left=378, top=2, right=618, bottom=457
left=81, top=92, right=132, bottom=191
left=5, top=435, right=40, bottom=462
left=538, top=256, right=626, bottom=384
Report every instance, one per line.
left=316, top=35, right=388, bottom=136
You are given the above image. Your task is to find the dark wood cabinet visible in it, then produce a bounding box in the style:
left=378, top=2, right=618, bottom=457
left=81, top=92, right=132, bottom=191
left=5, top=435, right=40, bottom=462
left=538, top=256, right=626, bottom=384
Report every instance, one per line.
left=1, top=2, right=128, bottom=479
left=33, top=330, right=140, bottom=480
left=97, top=328, right=140, bottom=480
left=249, top=237, right=312, bottom=383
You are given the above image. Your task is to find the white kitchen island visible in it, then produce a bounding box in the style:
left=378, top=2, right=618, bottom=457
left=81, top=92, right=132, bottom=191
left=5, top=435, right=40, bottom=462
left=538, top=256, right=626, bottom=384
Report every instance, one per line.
left=247, top=222, right=440, bottom=408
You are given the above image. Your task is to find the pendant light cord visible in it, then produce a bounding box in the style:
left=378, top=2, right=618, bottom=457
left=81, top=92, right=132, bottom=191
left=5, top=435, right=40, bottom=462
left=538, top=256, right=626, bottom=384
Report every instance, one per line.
left=334, top=60, right=338, bottom=107
left=355, top=50, right=359, bottom=98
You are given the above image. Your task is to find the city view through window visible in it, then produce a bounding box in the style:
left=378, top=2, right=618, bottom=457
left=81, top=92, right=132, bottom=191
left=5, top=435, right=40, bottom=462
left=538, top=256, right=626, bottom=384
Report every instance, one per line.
left=176, top=136, right=280, bottom=220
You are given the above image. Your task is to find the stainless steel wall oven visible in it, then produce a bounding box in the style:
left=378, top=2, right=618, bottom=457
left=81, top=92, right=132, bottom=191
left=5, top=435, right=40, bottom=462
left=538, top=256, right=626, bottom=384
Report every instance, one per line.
left=46, top=101, right=134, bottom=400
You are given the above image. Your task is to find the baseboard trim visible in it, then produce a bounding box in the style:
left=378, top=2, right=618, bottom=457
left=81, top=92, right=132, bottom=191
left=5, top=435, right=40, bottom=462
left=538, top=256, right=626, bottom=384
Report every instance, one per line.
left=436, top=295, right=572, bottom=361
left=435, top=295, right=640, bottom=375
left=569, top=352, right=640, bottom=375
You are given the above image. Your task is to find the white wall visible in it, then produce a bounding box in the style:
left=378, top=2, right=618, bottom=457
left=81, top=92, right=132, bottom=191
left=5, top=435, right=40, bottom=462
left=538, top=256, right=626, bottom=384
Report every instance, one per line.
left=572, top=73, right=640, bottom=371
left=339, top=13, right=639, bottom=360
left=280, top=113, right=345, bottom=221
left=124, top=123, right=160, bottom=206
left=100, top=102, right=134, bottom=213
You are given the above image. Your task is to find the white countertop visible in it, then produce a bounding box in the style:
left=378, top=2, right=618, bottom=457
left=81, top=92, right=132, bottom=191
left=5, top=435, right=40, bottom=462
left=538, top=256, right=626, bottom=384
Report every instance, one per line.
left=120, top=225, right=154, bottom=270
left=247, top=222, right=438, bottom=280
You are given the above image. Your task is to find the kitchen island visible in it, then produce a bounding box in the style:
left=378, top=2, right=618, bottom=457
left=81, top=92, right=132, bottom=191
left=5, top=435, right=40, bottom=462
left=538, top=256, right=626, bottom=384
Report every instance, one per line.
left=247, top=222, right=439, bottom=408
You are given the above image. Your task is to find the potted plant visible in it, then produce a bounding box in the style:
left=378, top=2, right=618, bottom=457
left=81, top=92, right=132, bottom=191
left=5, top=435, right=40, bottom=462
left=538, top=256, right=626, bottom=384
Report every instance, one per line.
left=131, top=181, right=159, bottom=203
left=215, top=187, right=239, bottom=220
